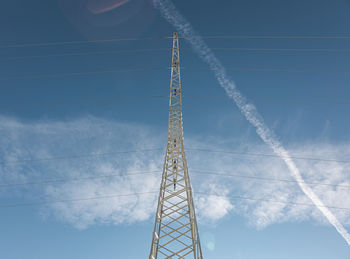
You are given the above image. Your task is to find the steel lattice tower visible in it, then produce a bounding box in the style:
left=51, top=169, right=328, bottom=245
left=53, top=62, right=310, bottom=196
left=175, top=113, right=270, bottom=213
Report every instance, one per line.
left=149, top=32, right=203, bottom=259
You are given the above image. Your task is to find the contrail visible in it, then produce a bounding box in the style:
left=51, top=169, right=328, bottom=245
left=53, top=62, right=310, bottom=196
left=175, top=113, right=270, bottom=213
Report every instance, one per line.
left=153, top=0, right=350, bottom=245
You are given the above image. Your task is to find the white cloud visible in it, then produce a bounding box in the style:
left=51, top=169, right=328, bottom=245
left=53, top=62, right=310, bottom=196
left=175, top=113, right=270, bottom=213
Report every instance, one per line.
left=195, top=183, right=234, bottom=222
left=0, top=115, right=163, bottom=228
left=196, top=194, right=234, bottom=222
left=187, top=141, right=350, bottom=229
left=153, top=0, right=350, bottom=244
left=1, top=115, right=350, bottom=232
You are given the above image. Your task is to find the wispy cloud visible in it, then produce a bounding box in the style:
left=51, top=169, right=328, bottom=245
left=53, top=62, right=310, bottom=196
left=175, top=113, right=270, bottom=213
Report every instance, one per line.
left=196, top=183, right=234, bottom=222
left=1, top=115, right=350, bottom=233
left=0, top=116, right=163, bottom=228
left=152, top=0, right=350, bottom=245
left=188, top=141, right=350, bottom=229
left=0, top=116, right=234, bottom=228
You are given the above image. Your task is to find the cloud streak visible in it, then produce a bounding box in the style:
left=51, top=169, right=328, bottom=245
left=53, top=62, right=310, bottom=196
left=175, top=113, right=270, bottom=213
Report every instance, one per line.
left=0, top=116, right=236, bottom=228
left=0, top=116, right=163, bottom=228
left=153, top=0, right=350, bottom=245
left=1, top=116, right=350, bottom=233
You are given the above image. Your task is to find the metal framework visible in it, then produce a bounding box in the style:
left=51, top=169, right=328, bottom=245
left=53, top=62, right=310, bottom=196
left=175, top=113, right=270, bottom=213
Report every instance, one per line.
left=149, top=32, right=203, bottom=259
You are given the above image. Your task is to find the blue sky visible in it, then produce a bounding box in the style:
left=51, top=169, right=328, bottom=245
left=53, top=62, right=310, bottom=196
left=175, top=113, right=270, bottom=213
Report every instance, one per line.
left=1, top=0, right=350, bottom=258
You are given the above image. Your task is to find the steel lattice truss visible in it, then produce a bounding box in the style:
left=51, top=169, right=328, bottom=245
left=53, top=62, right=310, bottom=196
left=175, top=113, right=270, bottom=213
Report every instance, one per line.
left=149, top=32, right=203, bottom=259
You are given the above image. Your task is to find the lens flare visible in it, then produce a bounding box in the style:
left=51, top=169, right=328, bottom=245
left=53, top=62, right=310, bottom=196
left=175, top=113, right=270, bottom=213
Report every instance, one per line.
left=87, top=0, right=131, bottom=14
left=202, top=232, right=216, bottom=252
left=58, top=0, right=155, bottom=39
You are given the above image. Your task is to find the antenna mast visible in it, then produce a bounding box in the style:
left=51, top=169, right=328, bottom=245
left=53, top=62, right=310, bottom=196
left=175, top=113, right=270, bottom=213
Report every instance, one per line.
left=149, top=32, right=203, bottom=259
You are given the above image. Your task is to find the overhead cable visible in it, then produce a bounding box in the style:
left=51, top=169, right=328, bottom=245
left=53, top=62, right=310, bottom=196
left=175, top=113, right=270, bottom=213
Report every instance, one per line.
left=1, top=148, right=162, bottom=165
left=187, top=148, right=350, bottom=164
left=1, top=147, right=349, bottom=165
left=3, top=34, right=350, bottom=49
left=1, top=169, right=349, bottom=190
left=195, top=192, right=350, bottom=211
left=5, top=47, right=350, bottom=61
left=0, top=37, right=167, bottom=49
left=1, top=191, right=350, bottom=211
left=191, top=170, right=350, bottom=189
left=3, top=65, right=350, bottom=81
left=2, top=95, right=350, bottom=112
left=4, top=48, right=170, bottom=60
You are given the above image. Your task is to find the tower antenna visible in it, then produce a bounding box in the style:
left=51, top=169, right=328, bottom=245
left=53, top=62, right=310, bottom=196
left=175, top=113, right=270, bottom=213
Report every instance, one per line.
left=149, top=32, right=203, bottom=259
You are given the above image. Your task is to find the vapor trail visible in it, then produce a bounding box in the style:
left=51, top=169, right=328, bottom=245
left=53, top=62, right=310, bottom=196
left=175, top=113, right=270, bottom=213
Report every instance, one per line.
left=153, top=0, right=350, bottom=245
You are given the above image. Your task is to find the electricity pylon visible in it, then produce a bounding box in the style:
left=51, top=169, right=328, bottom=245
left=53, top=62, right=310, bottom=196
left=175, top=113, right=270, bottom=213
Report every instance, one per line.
left=149, top=32, right=203, bottom=259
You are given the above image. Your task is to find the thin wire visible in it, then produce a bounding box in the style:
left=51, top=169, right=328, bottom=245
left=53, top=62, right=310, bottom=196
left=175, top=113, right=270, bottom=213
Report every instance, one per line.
left=185, top=96, right=350, bottom=105
left=4, top=48, right=171, bottom=60
left=1, top=168, right=349, bottom=190
left=0, top=191, right=159, bottom=208
left=195, top=192, right=350, bottom=211
left=186, top=35, right=350, bottom=39
left=187, top=148, right=350, bottom=164
left=3, top=65, right=350, bottom=81
left=211, top=47, right=350, bottom=52
left=1, top=148, right=162, bottom=165
left=0, top=96, right=169, bottom=111
left=5, top=47, right=350, bottom=61
left=2, top=95, right=350, bottom=112
left=0, top=170, right=161, bottom=188
left=191, top=170, right=350, bottom=189
left=0, top=37, right=168, bottom=49
left=1, top=147, right=349, bottom=167
left=3, top=34, right=350, bottom=49
left=0, top=67, right=169, bottom=81
left=185, top=66, right=350, bottom=73
left=222, top=67, right=350, bottom=73
left=1, top=191, right=349, bottom=211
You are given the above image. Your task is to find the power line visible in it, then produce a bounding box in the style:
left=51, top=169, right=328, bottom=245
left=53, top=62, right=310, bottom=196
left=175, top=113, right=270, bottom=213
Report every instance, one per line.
left=223, top=67, right=350, bottom=73
left=0, top=37, right=168, bottom=49
left=2, top=95, right=350, bottom=112
left=3, top=65, right=350, bottom=81
left=0, top=191, right=159, bottom=208
left=186, top=148, right=350, bottom=164
left=0, top=67, right=169, bottom=81
left=188, top=66, right=350, bottom=73
left=1, top=168, right=349, bottom=190
left=185, top=96, right=350, bottom=105
left=211, top=47, right=350, bottom=52
left=195, top=192, right=350, bottom=211
left=3, top=48, right=171, bottom=61
left=1, top=147, right=349, bottom=166
left=0, top=170, right=161, bottom=188
left=0, top=95, right=169, bottom=111
left=1, top=190, right=349, bottom=211
left=1, top=148, right=162, bottom=165
left=190, top=35, right=350, bottom=40
left=3, top=34, right=350, bottom=49
left=5, top=47, right=350, bottom=61
left=191, top=170, right=350, bottom=189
